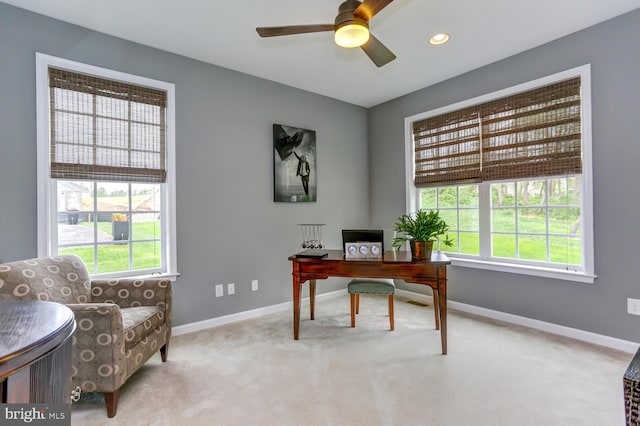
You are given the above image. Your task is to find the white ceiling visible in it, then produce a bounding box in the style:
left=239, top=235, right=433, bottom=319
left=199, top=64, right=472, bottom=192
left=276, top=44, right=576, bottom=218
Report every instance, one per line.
left=3, top=0, right=639, bottom=107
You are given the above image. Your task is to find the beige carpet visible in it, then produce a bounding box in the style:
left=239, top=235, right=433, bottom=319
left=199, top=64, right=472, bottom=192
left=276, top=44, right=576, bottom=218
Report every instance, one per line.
left=72, top=294, right=632, bottom=426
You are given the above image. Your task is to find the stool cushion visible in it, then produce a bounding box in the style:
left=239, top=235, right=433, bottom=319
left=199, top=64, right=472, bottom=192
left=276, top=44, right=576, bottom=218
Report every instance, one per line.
left=347, top=279, right=395, bottom=295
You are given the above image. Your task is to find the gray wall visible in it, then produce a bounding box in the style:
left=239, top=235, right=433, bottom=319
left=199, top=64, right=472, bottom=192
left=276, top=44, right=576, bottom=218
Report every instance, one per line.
left=0, top=3, right=369, bottom=326
left=369, top=9, right=640, bottom=342
left=2, top=2, right=640, bottom=343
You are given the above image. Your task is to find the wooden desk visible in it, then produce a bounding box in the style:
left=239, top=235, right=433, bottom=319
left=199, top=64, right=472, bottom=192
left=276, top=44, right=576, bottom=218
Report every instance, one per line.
left=288, top=250, right=451, bottom=354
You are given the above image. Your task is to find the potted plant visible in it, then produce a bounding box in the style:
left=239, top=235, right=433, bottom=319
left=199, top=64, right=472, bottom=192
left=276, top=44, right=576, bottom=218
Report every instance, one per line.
left=111, top=213, right=129, bottom=241
left=392, top=210, right=453, bottom=259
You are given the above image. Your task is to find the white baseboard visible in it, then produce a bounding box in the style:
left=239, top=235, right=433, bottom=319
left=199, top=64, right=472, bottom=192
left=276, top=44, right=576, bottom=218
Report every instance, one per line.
left=172, top=289, right=347, bottom=337
left=395, top=289, right=639, bottom=354
left=173, top=287, right=638, bottom=354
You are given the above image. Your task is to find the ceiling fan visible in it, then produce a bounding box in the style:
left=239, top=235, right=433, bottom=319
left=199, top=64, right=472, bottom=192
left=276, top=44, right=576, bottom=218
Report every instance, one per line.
left=256, top=0, right=397, bottom=68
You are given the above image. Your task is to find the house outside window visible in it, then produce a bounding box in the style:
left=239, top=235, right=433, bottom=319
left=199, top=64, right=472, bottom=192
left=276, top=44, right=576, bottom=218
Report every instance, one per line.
left=404, top=65, right=594, bottom=283
left=36, top=54, right=177, bottom=278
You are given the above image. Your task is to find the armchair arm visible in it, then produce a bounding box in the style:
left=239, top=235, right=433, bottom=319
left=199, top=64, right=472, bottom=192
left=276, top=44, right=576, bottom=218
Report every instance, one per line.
left=66, top=303, right=127, bottom=393
left=91, top=278, right=172, bottom=330
left=91, top=278, right=171, bottom=307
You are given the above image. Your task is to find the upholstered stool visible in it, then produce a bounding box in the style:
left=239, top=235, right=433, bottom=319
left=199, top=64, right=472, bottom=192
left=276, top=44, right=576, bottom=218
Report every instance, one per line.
left=347, top=279, right=395, bottom=330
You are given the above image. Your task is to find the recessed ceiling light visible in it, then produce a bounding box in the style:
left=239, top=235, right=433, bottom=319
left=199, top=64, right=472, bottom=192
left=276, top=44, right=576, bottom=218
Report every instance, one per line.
left=429, top=33, right=450, bottom=45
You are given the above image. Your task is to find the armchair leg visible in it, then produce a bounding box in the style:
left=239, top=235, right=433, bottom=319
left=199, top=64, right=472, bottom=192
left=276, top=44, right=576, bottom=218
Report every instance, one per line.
left=104, top=390, right=119, bottom=418
left=160, top=343, right=169, bottom=362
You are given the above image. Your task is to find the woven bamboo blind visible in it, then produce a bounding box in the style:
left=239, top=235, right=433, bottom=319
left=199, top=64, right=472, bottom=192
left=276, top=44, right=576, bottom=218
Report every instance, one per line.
left=412, top=77, right=582, bottom=187
left=413, top=106, right=482, bottom=186
left=49, top=67, right=167, bottom=183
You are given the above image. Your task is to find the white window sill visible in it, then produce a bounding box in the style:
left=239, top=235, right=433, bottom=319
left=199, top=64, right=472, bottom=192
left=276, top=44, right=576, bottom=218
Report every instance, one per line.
left=447, top=256, right=596, bottom=284
left=90, top=272, right=180, bottom=282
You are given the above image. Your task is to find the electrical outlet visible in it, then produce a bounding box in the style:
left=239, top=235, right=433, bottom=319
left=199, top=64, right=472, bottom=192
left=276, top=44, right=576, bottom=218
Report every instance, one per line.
left=215, top=284, right=223, bottom=298
left=228, top=283, right=235, bottom=295
left=251, top=280, right=259, bottom=292
left=628, top=298, right=640, bottom=316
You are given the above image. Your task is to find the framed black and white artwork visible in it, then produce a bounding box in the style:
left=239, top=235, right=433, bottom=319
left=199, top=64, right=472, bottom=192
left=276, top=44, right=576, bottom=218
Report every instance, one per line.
left=273, top=123, right=317, bottom=202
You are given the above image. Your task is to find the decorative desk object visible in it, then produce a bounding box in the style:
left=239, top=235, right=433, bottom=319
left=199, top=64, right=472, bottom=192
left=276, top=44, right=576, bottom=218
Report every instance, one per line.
left=295, top=224, right=328, bottom=258
left=392, top=210, right=453, bottom=259
left=344, top=241, right=382, bottom=259
left=298, top=223, right=325, bottom=250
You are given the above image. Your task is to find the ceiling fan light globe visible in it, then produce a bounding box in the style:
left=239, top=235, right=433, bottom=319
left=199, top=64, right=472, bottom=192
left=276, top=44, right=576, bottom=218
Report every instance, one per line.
left=335, top=23, right=369, bottom=48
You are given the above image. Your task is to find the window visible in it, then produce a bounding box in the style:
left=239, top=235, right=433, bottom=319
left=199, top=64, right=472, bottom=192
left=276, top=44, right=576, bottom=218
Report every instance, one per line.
left=404, top=65, right=594, bottom=283
left=36, top=54, right=177, bottom=278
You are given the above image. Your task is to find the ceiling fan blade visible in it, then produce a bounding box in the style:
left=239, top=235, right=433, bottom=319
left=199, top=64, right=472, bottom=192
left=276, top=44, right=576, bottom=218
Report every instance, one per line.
left=354, top=0, right=394, bottom=20
left=256, top=24, right=334, bottom=38
left=360, top=33, right=396, bottom=67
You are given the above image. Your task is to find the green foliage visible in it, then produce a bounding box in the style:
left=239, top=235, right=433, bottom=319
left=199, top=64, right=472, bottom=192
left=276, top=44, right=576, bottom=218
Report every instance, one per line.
left=420, top=180, right=582, bottom=263
left=437, top=187, right=457, bottom=208
left=67, top=221, right=162, bottom=274
left=392, top=210, right=454, bottom=250
left=421, top=188, right=437, bottom=209
left=60, top=242, right=161, bottom=274
left=458, top=185, right=479, bottom=207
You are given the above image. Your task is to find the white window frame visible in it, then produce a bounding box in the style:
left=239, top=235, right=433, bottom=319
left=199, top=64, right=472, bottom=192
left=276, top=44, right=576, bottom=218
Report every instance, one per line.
left=35, top=53, right=178, bottom=279
left=404, top=65, right=595, bottom=283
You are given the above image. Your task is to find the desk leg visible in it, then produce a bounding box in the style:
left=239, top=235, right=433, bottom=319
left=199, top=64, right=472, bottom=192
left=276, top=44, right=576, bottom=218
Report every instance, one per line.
left=293, top=275, right=301, bottom=340
left=438, top=273, right=447, bottom=355
left=310, top=279, right=316, bottom=320
left=432, top=288, right=440, bottom=330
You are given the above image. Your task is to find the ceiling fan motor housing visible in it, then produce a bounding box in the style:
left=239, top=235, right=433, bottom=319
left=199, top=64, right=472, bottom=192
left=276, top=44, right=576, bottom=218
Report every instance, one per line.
left=335, top=0, right=369, bottom=30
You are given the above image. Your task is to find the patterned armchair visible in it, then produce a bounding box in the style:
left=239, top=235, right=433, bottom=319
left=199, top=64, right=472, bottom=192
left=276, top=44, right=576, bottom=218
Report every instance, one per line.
left=0, top=255, right=171, bottom=417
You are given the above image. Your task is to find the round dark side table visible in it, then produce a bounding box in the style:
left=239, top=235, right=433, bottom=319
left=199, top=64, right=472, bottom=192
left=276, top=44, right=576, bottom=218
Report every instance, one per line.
left=0, top=300, right=76, bottom=404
